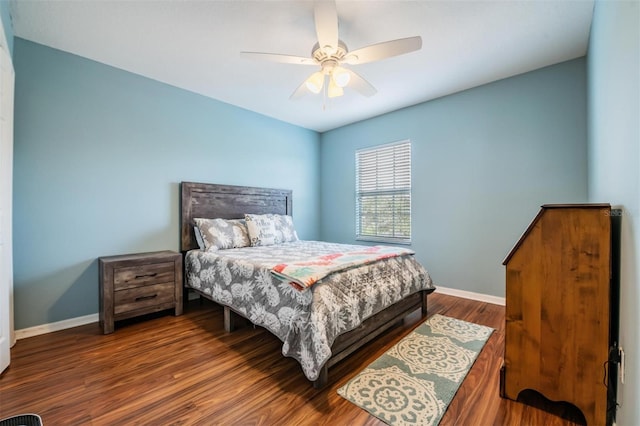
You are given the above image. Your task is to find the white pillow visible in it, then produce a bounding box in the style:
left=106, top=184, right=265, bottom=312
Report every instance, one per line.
left=244, top=214, right=298, bottom=247
left=244, top=214, right=279, bottom=246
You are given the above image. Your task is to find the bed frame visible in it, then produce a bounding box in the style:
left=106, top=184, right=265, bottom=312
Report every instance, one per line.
left=180, top=181, right=434, bottom=388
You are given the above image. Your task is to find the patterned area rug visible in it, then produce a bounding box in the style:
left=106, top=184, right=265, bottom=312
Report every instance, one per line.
left=337, top=314, right=494, bottom=426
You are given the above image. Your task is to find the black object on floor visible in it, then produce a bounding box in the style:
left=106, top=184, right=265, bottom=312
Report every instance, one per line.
left=0, top=414, right=43, bottom=426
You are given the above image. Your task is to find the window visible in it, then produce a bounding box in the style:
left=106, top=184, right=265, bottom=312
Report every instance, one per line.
left=356, top=140, right=411, bottom=244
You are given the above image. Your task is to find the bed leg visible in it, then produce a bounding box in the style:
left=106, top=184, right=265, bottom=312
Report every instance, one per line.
left=182, top=287, right=190, bottom=308
left=223, top=306, right=238, bottom=332
left=421, top=290, right=428, bottom=317
left=313, top=365, right=329, bottom=389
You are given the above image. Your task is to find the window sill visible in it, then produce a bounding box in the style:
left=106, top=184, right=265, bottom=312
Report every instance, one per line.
left=356, top=236, right=412, bottom=245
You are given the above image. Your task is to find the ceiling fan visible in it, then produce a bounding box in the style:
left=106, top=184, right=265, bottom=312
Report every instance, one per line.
left=240, top=0, right=422, bottom=99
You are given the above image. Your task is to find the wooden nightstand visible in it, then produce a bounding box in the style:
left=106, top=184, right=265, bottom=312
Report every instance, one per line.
left=99, top=250, right=183, bottom=334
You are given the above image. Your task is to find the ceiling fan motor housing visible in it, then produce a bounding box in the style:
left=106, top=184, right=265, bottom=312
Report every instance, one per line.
left=312, top=40, right=348, bottom=67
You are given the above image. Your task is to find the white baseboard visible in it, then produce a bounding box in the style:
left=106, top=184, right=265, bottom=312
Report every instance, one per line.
left=435, top=286, right=505, bottom=306
left=15, top=313, right=99, bottom=340
left=14, top=287, right=503, bottom=340
left=16, top=294, right=196, bottom=340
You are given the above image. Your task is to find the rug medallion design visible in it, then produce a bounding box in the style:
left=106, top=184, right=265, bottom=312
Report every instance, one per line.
left=337, top=314, right=494, bottom=426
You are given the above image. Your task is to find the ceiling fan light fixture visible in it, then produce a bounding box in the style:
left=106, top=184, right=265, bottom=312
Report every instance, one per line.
left=305, top=71, right=324, bottom=94
left=332, top=66, right=351, bottom=87
left=327, top=78, right=344, bottom=98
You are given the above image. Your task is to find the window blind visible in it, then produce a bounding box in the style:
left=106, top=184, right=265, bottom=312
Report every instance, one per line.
left=355, top=140, right=411, bottom=244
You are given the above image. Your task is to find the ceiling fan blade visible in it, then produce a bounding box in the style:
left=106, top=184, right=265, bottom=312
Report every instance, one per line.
left=342, top=36, right=422, bottom=65
left=346, top=69, right=377, bottom=97
left=314, top=0, right=339, bottom=55
left=241, top=51, right=316, bottom=65
left=290, top=80, right=309, bottom=100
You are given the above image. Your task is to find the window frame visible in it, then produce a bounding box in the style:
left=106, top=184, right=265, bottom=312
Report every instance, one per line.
left=355, top=140, right=412, bottom=245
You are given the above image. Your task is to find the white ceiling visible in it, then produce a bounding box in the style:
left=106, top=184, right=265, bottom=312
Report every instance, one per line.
left=9, top=0, right=594, bottom=132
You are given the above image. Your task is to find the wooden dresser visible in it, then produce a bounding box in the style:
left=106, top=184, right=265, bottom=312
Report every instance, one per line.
left=501, top=204, right=619, bottom=426
left=99, top=251, right=183, bottom=334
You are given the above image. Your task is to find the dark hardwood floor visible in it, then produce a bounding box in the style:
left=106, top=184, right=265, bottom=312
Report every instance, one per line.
left=0, top=292, right=582, bottom=425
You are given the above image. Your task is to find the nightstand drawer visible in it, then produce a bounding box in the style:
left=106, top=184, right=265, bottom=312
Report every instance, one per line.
left=114, top=262, right=175, bottom=290
left=114, top=282, right=176, bottom=314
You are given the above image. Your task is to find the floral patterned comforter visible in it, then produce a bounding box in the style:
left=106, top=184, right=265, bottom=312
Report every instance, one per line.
left=185, top=240, right=435, bottom=381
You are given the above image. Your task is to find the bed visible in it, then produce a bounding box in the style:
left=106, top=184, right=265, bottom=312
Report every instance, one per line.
left=180, top=181, right=435, bottom=388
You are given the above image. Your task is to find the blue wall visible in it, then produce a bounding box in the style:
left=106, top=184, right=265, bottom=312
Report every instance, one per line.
left=588, top=1, right=640, bottom=424
left=13, top=40, right=591, bottom=328
left=12, top=38, right=320, bottom=329
left=319, top=58, right=588, bottom=297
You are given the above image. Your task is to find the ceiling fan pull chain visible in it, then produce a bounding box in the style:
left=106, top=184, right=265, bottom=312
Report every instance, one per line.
left=322, top=84, right=327, bottom=111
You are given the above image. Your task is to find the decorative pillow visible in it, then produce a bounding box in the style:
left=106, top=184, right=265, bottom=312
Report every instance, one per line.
left=244, top=214, right=279, bottom=246
left=245, top=213, right=298, bottom=247
left=273, top=214, right=299, bottom=243
left=193, top=218, right=250, bottom=251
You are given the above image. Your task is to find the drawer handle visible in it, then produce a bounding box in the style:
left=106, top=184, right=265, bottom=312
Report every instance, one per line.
left=135, top=273, right=158, bottom=279
left=135, top=294, right=158, bottom=302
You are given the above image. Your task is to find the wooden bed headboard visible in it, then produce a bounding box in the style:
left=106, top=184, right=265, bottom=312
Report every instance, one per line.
left=180, top=182, right=293, bottom=252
